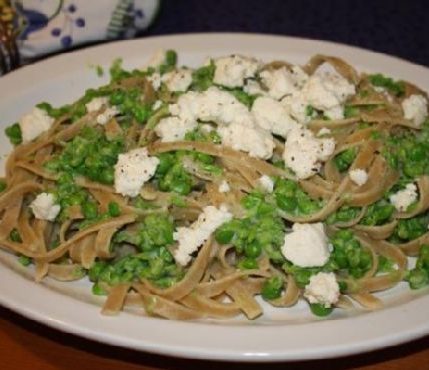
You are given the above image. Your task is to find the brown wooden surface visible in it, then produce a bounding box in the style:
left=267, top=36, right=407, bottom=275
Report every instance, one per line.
left=0, top=305, right=428, bottom=370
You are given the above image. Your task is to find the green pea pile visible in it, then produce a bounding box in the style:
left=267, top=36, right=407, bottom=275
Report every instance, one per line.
left=89, top=214, right=182, bottom=292
left=330, top=230, right=372, bottom=279
left=215, top=191, right=286, bottom=270
left=406, top=245, right=429, bottom=289
left=274, top=178, right=322, bottom=216
left=45, top=126, right=124, bottom=185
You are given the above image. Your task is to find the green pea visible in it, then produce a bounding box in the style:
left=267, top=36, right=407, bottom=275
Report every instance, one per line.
left=165, top=50, right=177, bottom=66
left=294, top=269, right=313, bottom=288
left=261, top=276, right=283, bottom=300
left=170, top=180, right=191, bottom=195
left=92, top=282, right=108, bottom=295
left=276, top=194, right=297, bottom=212
left=10, top=229, right=22, bottom=243
left=0, top=181, right=6, bottom=192
left=297, top=199, right=318, bottom=214
left=215, top=228, right=235, bottom=244
left=238, top=258, right=258, bottom=270
left=133, top=104, right=151, bottom=123
left=408, top=268, right=429, bottom=289
left=310, top=303, right=334, bottom=317
left=359, top=250, right=372, bottom=269
left=416, top=245, right=429, bottom=270
left=5, top=123, right=22, bottom=145
left=18, top=255, right=32, bottom=266
left=338, top=281, right=348, bottom=294
left=195, top=152, right=214, bottom=164
left=82, top=202, right=98, bottom=219
left=89, top=261, right=107, bottom=281
left=108, top=201, right=121, bottom=217
left=109, top=90, right=125, bottom=105
left=244, top=241, right=262, bottom=258
left=99, top=168, right=115, bottom=184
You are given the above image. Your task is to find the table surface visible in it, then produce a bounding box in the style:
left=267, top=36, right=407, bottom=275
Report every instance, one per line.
left=1, top=304, right=429, bottom=370
left=2, top=0, right=429, bottom=369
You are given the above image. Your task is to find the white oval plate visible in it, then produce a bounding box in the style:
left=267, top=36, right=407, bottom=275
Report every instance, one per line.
left=0, top=33, right=429, bottom=362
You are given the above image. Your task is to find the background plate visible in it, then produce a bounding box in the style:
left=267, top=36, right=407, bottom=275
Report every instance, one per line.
left=0, top=33, right=429, bottom=362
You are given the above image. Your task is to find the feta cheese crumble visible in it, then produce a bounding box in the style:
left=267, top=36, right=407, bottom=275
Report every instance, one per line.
left=19, top=107, right=55, bottom=143
left=282, top=70, right=355, bottom=122
left=148, top=72, right=162, bottom=90
left=152, top=100, right=162, bottom=111
left=173, top=205, right=232, bottom=266
left=251, top=96, right=299, bottom=137
left=389, top=183, right=418, bottom=212
left=281, top=223, right=330, bottom=267
left=303, top=72, right=356, bottom=119
left=218, top=122, right=275, bottom=159
left=85, top=97, right=108, bottom=113
left=317, top=127, right=332, bottom=136
left=402, top=94, right=428, bottom=127
left=283, top=126, right=335, bottom=179
left=114, top=148, right=159, bottom=197
left=304, top=272, right=340, bottom=308
left=243, top=79, right=266, bottom=96
left=169, top=87, right=253, bottom=127
left=349, top=168, right=368, bottom=187
left=155, top=116, right=197, bottom=142
left=86, top=97, right=119, bottom=125
left=218, top=180, right=230, bottom=193
left=29, top=193, right=61, bottom=221
left=258, top=175, right=274, bottom=193
left=213, top=55, right=260, bottom=88
left=259, top=66, right=308, bottom=99
left=161, top=68, right=193, bottom=92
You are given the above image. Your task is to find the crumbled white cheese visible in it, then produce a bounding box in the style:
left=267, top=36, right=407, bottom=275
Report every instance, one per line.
left=349, top=168, right=368, bottom=187
left=218, top=180, right=230, bottom=193
left=163, top=87, right=276, bottom=157
left=152, top=100, right=162, bottom=111
left=173, top=205, right=232, bottom=266
left=281, top=91, right=312, bottom=124
left=303, top=72, right=355, bottom=119
left=114, top=148, right=159, bottom=197
left=144, top=49, right=166, bottom=69
left=251, top=96, right=299, bottom=137
left=304, top=272, right=340, bottom=308
left=213, top=55, right=260, bottom=88
left=218, top=122, right=275, bottom=159
left=282, top=71, right=355, bottom=122
left=148, top=72, right=161, bottom=90
left=317, top=127, right=332, bottom=136
left=402, top=94, right=428, bottom=127
left=85, top=97, right=108, bottom=113
left=258, top=175, right=274, bottom=193
left=260, top=66, right=308, bottom=99
left=161, top=68, right=193, bottom=92
left=19, top=107, right=55, bottom=143
left=97, top=106, right=119, bottom=125
left=389, top=183, right=418, bottom=212
left=155, top=116, right=197, bottom=142
left=169, top=87, right=253, bottom=127
left=85, top=97, right=119, bottom=125
left=281, top=223, right=331, bottom=267
left=243, top=79, right=266, bottom=96
left=29, top=192, right=60, bottom=221
left=283, top=126, right=335, bottom=179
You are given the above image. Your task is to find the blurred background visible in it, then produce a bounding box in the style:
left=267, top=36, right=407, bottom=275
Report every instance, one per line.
left=144, top=0, right=428, bottom=67
left=0, top=0, right=428, bottom=71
